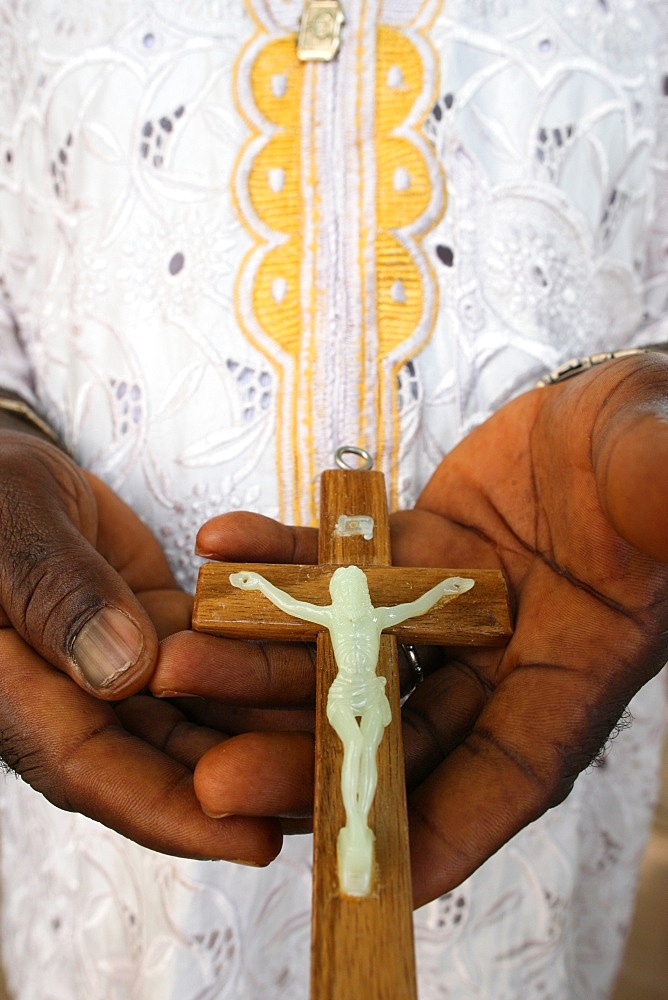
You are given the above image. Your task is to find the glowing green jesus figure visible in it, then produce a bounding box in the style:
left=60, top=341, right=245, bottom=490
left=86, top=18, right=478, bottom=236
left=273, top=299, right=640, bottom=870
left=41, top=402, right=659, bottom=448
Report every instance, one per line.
left=230, top=565, right=474, bottom=896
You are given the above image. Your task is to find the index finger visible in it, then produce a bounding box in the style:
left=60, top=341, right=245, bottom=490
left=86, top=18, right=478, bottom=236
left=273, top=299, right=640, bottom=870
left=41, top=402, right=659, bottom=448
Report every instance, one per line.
left=150, top=630, right=316, bottom=706
left=0, top=629, right=282, bottom=864
left=195, top=512, right=318, bottom=565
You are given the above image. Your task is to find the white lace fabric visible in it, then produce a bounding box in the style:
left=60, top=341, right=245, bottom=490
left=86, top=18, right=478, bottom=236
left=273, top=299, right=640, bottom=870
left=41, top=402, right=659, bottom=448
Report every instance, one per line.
left=0, top=1, right=666, bottom=997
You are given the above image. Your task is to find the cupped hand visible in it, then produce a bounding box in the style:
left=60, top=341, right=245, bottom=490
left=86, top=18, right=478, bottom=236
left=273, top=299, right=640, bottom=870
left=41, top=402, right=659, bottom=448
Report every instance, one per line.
left=404, top=353, right=668, bottom=905
left=187, top=354, right=668, bottom=904
left=0, top=430, right=283, bottom=863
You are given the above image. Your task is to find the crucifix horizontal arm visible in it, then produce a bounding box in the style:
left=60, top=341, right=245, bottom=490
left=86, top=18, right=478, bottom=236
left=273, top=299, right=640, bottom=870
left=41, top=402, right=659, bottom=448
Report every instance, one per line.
left=194, top=563, right=511, bottom=646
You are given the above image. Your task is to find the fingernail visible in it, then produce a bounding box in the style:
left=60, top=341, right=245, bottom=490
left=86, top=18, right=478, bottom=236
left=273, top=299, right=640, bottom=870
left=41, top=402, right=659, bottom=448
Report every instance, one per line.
left=202, top=807, right=233, bottom=819
left=153, top=690, right=205, bottom=700
left=72, top=607, right=144, bottom=689
left=204, top=857, right=265, bottom=868
left=193, top=545, right=216, bottom=559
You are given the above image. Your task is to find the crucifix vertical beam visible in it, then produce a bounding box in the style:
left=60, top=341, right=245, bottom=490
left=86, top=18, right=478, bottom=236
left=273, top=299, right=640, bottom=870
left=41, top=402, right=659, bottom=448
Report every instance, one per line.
left=310, top=469, right=416, bottom=1000
left=192, top=466, right=512, bottom=998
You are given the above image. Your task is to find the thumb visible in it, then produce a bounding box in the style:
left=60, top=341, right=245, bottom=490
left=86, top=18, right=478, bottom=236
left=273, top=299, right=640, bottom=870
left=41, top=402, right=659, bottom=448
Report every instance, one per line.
left=0, top=434, right=159, bottom=699
left=593, top=357, right=668, bottom=562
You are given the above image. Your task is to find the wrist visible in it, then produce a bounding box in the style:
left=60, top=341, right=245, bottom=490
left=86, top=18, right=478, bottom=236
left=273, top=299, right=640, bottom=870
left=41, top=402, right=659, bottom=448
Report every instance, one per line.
left=536, top=341, right=668, bottom=387
left=0, top=391, right=65, bottom=450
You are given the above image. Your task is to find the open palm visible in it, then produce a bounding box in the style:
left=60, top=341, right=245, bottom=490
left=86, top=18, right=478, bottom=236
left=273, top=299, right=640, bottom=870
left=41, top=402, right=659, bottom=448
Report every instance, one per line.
left=179, top=354, right=668, bottom=906
left=399, top=354, right=668, bottom=904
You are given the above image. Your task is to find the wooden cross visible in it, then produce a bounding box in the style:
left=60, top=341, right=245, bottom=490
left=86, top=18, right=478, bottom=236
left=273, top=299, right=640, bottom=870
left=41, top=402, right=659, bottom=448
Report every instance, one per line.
left=192, top=467, right=512, bottom=1000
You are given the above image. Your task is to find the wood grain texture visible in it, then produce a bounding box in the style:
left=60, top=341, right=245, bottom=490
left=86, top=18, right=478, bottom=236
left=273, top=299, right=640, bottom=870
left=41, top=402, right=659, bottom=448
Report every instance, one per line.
left=318, top=469, right=391, bottom=565
left=192, top=563, right=512, bottom=646
left=311, top=633, right=416, bottom=1000
left=312, top=469, right=416, bottom=1000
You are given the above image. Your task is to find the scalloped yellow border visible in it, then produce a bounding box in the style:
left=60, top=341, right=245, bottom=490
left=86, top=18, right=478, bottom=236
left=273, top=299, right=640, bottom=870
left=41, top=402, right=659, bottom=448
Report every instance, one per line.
left=233, top=2, right=445, bottom=518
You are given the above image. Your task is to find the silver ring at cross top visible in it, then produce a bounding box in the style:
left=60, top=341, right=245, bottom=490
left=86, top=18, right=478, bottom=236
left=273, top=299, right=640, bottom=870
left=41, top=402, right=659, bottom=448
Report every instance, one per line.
left=334, top=445, right=374, bottom=471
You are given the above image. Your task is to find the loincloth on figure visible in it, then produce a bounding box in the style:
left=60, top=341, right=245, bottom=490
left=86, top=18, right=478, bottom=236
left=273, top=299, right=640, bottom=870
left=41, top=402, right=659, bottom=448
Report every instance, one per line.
left=327, top=673, right=389, bottom=719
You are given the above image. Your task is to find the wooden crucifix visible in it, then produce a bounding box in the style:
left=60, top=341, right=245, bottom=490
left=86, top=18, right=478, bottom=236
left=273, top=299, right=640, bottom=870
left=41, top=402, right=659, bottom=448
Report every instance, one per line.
left=192, top=464, right=512, bottom=1000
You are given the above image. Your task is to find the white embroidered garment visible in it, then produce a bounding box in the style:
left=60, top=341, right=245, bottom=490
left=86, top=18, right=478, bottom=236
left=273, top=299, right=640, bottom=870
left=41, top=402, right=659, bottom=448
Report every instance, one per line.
left=0, top=1, right=667, bottom=997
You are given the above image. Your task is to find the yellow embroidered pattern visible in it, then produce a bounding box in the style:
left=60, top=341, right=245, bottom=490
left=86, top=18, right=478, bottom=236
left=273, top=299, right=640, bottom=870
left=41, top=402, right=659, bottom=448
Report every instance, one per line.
left=243, top=39, right=304, bottom=359
left=376, top=26, right=438, bottom=353
left=234, top=3, right=445, bottom=518
left=233, top=32, right=309, bottom=514
left=374, top=24, right=445, bottom=490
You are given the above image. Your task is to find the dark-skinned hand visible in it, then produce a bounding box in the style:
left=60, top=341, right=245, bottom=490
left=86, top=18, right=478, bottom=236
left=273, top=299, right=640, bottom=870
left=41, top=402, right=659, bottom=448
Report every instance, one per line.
left=165, top=354, right=668, bottom=907
left=0, top=426, right=293, bottom=865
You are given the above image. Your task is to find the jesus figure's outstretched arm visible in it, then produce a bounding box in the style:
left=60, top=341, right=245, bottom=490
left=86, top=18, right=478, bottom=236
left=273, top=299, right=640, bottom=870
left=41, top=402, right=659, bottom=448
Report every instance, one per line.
left=229, top=570, right=332, bottom=627
left=376, top=576, right=474, bottom=629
